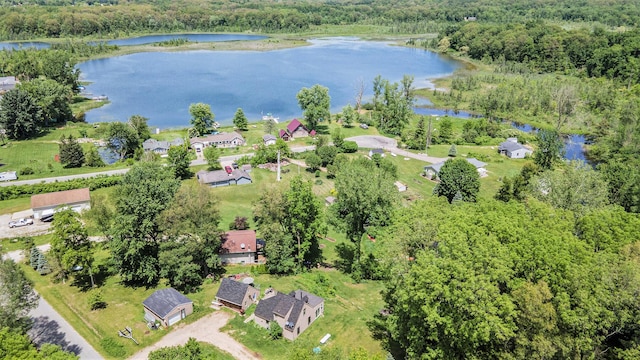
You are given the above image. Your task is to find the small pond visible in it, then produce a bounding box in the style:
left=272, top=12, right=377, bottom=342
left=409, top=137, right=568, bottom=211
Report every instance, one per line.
left=0, top=42, right=50, bottom=50
left=103, top=33, right=267, bottom=46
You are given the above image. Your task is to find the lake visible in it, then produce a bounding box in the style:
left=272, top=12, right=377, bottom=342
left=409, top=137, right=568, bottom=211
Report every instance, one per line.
left=78, top=38, right=461, bottom=128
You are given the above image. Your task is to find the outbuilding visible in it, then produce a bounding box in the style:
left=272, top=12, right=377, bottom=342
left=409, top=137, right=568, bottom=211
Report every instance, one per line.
left=214, top=278, right=259, bottom=313
left=31, top=188, right=91, bottom=220
left=143, top=288, right=193, bottom=327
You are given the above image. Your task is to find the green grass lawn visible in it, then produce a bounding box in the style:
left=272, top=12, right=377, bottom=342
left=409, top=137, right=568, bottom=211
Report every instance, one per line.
left=221, top=268, right=386, bottom=359
left=24, top=247, right=222, bottom=359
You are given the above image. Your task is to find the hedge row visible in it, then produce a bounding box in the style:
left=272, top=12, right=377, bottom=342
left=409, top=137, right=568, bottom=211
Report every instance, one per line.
left=0, top=175, right=122, bottom=201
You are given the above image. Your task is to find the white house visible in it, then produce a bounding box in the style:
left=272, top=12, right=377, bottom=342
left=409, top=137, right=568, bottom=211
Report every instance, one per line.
left=498, top=138, right=533, bottom=159
left=0, top=171, right=17, bottom=182
left=220, top=230, right=257, bottom=264
left=31, top=188, right=91, bottom=220
left=190, top=132, right=245, bottom=152
left=263, top=134, right=277, bottom=146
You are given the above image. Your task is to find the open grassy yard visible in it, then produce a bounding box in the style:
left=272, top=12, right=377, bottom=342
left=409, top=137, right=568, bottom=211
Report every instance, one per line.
left=221, top=268, right=386, bottom=359
left=24, top=247, right=222, bottom=359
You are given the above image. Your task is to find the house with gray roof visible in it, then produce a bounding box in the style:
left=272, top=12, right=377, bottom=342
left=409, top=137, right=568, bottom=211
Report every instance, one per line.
left=263, top=134, right=277, bottom=146
left=214, top=278, right=259, bottom=313
left=254, top=288, right=324, bottom=340
left=498, top=137, right=533, bottom=159
left=190, top=132, right=245, bottom=152
left=196, top=169, right=252, bottom=188
left=143, top=288, right=193, bottom=327
left=142, top=138, right=184, bottom=154
left=0, top=76, right=17, bottom=94
left=424, top=158, right=488, bottom=180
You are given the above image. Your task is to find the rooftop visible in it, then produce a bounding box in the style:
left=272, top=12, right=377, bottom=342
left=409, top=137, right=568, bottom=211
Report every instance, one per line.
left=215, top=278, right=253, bottom=306
left=222, top=230, right=257, bottom=254
left=31, top=188, right=90, bottom=210
left=143, top=288, right=192, bottom=318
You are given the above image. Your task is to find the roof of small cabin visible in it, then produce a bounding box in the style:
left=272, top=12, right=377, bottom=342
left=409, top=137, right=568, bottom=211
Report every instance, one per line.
left=31, top=188, right=90, bottom=210
left=142, top=138, right=184, bottom=151
left=499, top=140, right=530, bottom=152
left=196, top=169, right=252, bottom=184
left=222, top=230, right=257, bottom=254
left=279, top=129, right=289, bottom=138
left=287, top=119, right=307, bottom=133
left=263, top=134, right=277, bottom=142
left=215, top=278, right=253, bottom=306
left=143, top=288, right=192, bottom=318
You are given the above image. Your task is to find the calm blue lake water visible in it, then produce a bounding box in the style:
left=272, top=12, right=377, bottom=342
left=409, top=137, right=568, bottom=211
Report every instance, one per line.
left=104, top=33, right=267, bottom=46
left=78, top=38, right=461, bottom=128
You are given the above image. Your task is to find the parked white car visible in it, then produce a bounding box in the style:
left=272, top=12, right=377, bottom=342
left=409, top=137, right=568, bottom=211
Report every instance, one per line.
left=8, top=218, right=34, bottom=228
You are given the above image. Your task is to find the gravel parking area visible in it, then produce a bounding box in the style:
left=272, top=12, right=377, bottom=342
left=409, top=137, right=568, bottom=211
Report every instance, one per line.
left=0, top=214, right=51, bottom=239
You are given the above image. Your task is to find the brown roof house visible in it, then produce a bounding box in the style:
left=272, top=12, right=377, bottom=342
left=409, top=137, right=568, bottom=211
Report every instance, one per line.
left=143, top=288, right=193, bottom=327
left=214, top=278, right=259, bottom=313
left=31, top=188, right=91, bottom=220
left=220, top=230, right=257, bottom=264
left=254, top=288, right=324, bottom=340
left=190, top=132, right=245, bottom=152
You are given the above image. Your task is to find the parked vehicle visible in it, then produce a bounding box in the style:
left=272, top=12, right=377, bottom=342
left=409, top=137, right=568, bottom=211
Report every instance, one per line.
left=225, top=165, right=233, bottom=174
left=359, top=123, right=369, bottom=129
left=8, top=218, right=34, bottom=228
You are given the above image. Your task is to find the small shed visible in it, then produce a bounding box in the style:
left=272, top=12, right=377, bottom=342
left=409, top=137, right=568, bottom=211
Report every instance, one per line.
left=325, top=196, right=336, bottom=206
left=394, top=181, right=407, bottom=192
left=143, top=288, right=193, bottom=327
left=263, top=134, right=277, bottom=146
left=215, top=278, right=259, bottom=312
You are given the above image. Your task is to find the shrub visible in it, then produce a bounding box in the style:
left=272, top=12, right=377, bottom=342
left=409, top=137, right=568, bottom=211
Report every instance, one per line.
left=448, top=144, right=457, bottom=157
left=0, top=175, right=121, bottom=201
left=19, top=167, right=34, bottom=175
left=340, top=141, right=358, bottom=153
left=315, top=179, right=323, bottom=185
left=88, top=290, right=107, bottom=310
left=315, top=170, right=321, bottom=178
left=269, top=321, right=283, bottom=340
left=100, top=337, right=126, bottom=358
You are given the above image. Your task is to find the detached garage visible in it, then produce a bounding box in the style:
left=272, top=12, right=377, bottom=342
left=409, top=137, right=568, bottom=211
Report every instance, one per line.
left=31, top=188, right=91, bottom=220
left=143, top=288, right=193, bottom=327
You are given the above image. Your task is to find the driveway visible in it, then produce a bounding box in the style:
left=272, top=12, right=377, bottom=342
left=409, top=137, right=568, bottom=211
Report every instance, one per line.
left=28, top=294, right=103, bottom=360
left=129, top=311, right=260, bottom=360
left=346, top=135, right=447, bottom=164
left=0, top=214, right=51, bottom=239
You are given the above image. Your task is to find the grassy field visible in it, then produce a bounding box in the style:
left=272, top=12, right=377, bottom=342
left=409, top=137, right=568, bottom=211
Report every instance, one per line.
left=24, top=247, right=222, bottom=360
left=221, top=268, right=385, bottom=359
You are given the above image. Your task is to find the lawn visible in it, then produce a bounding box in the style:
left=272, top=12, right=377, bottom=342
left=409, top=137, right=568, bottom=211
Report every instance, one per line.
left=24, top=247, right=222, bottom=359
left=220, top=268, right=386, bottom=359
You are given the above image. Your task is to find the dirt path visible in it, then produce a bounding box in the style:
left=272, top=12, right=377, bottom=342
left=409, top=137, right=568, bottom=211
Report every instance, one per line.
left=128, top=311, right=261, bottom=360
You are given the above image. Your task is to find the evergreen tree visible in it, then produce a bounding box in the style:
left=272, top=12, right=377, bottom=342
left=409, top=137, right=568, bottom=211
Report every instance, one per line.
left=232, top=108, right=248, bottom=131
left=448, top=144, right=457, bottom=157
left=30, top=247, right=40, bottom=270
left=36, top=252, right=51, bottom=275
left=59, top=135, right=84, bottom=168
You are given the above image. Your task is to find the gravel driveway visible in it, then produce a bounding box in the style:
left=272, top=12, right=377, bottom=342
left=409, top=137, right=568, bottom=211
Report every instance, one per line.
left=129, top=311, right=261, bottom=360
left=0, top=214, right=51, bottom=239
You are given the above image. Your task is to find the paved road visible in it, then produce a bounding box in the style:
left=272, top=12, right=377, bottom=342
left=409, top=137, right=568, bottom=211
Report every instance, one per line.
left=1, top=148, right=315, bottom=188
left=28, top=294, right=103, bottom=360
left=346, top=135, right=447, bottom=163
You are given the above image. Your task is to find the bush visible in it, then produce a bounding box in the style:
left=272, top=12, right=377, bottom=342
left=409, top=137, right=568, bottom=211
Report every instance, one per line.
left=315, top=179, right=323, bottom=185
left=100, top=337, right=126, bottom=358
left=315, top=170, right=321, bottom=178
left=0, top=175, right=122, bottom=201
left=88, top=290, right=107, bottom=310
left=340, top=141, right=358, bottom=153
left=448, top=144, right=457, bottom=157
left=19, top=167, right=34, bottom=175
left=269, top=321, right=283, bottom=340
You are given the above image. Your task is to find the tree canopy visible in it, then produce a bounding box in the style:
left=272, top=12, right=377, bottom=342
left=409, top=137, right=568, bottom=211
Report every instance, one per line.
left=0, top=88, right=41, bottom=140
left=189, top=103, right=214, bottom=136
left=433, top=158, right=480, bottom=203
left=296, top=84, right=331, bottom=131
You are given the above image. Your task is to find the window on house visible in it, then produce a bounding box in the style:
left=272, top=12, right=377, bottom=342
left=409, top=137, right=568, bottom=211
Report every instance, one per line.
left=308, top=316, right=311, bottom=325
left=297, top=327, right=300, bottom=335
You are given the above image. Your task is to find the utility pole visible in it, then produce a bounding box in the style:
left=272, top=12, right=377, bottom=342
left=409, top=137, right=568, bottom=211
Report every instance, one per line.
left=276, top=149, right=281, bottom=181
left=425, top=115, right=433, bottom=155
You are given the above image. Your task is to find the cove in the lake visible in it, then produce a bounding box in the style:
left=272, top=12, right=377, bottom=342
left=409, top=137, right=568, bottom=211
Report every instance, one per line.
left=78, top=38, right=461, bottom=128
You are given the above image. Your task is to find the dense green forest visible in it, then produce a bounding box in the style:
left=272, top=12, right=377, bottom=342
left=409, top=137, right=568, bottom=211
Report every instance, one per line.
left=1, top=0, right=640, bottom=39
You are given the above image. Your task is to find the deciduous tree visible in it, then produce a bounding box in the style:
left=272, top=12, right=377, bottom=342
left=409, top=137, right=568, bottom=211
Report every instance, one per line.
left=128, top=115, right=151, bottom=142
left=110, top=162, right=180, bottom=286
left=18, top=77, right=72, bottom=125
left=433, top=158, right=480, bottom=203
left=167, top=143, right=192, bottom=179
left=296, top=84, right=330, bottom=130
left=0, top=259, right=39, bottom=332
left=203, top=146, right=221, bottom=170
left=106, top=122, right=139, bottom=161
left=189, top=103, right=214, bottom=136
left=84, top=144, right=105, bottom=167
left=534, top=129, right=564, bottom=170
left=51, top=208, right=94, bottom=287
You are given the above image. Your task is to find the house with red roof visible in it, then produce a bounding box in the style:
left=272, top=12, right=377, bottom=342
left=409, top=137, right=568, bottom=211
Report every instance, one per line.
left=220, top=230, right=257, bottom=264
left=278, top=129, right=290, bottom=141
left=286, top=119, right=310, bottom=139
